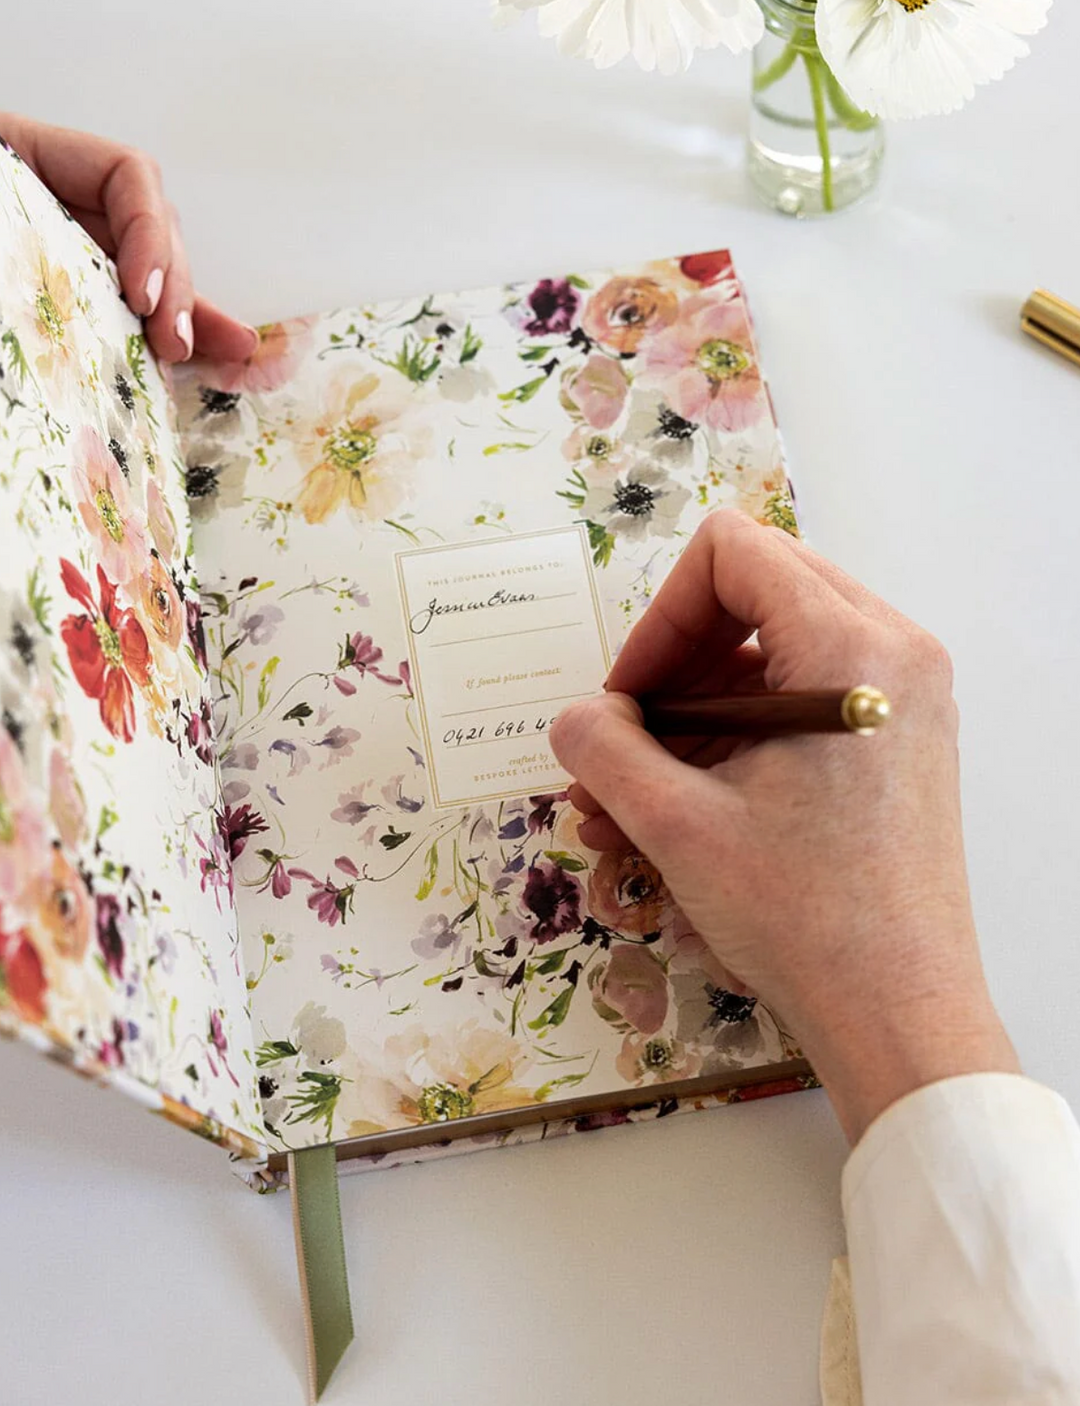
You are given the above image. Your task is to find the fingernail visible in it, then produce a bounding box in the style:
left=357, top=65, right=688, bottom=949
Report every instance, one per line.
left=175, top=309, right=194, bottom=359
left=145, top=268, right=164, bottom=315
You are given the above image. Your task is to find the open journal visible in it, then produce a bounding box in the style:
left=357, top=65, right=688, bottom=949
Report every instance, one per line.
left=0, top=135, right=815, bottom=1392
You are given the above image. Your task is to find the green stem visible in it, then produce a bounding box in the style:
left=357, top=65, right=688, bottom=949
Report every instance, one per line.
left=753, top=40, right=798, bottom=92
left=824, top=68, right=878, bottom=132
left=804, top=52, right=834, bottom=213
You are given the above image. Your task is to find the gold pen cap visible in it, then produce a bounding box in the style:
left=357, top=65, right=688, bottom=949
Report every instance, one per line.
left=841, top=685, right=891, bottom=735
left=1021, top=289, right=1080, bottom=368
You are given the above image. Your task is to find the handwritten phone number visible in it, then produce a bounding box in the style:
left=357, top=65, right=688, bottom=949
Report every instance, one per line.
left=443, top=716, right=559, bottom=747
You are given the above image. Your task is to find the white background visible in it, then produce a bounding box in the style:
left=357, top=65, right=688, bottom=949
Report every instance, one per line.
left=2, top=3, right=1078, bottom=1402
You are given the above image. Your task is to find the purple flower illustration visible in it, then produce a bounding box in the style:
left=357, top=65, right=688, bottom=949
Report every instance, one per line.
left=185, top=697, right=215, bottom=765
left=288, top=857, right=358, bottom=927
left=522, top=861, right=583, bottom=945
left=339, top=631, right=402, bottom=686
left=219, top=801, right=270, bottom=860
left=331, top=784, right=380, bottom=825
left=411, top=912, right=462, bottom=960
left=527, top=792, right=566, bottom=835
left=96, top=893, right=125, bottom=980
left=186, top=598, right=208, bottom=671
left=313, top=726, right=361, bottom=764
left=520, top=278, right=580, bottom=337
left=238, top=604, right=285, bottom=646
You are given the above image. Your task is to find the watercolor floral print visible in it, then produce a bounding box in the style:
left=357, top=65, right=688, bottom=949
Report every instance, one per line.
left=178, top=243, right=801, bottom=1155
left=0, top=142, right=264, bottom=1149
left=1, top=131, right=806, bottom=1171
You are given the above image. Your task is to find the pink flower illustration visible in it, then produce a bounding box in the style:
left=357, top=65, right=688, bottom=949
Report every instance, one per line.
left=71, top=427, right=149, bottom=586
left=145, top=476, right=178, bottom=559
left=199, top=316, right=316, bottom=395
left=0, top=729, right=49, bottom=904
left=589, top=943, right=669, bottom=1036
left=287, top=858, right=358, bottom=926
left=563, top=353, right=629, bottom=431
left=340, top=631, right=402, bottom=685
left=641, top=295, right=764, bottom=432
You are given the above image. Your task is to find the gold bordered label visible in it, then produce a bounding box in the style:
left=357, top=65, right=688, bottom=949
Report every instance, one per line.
left=395, top=526, right=611, bottom=810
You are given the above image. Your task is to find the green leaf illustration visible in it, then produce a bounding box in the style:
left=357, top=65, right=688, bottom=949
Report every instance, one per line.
left=257, top=655, right=280, bottom=710
left=586, top=521, right=616, bottom=568
left=544, top=850, right=588, bottom=873
left=415, top=842, right=439, bottom=900
left=528, top=986, right=575, bottom=1032
left=459, top=324, right=482, bottom=364
left=498, top=375, right=548, bottom=405
left=534, top=1070, right=590, bottom=1101
left=284, top=1071, right=347, bottom=1134
left=255, top=1038, right=300, bottom=1067
left=2, top=328, right=31, bottom=384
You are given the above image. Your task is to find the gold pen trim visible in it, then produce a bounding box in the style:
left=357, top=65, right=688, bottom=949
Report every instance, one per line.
left=1021, top=289, right=1080, bottom=369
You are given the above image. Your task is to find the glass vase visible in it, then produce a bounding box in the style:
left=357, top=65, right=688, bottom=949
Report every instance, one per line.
left=748, top=0, right=884, bottom=217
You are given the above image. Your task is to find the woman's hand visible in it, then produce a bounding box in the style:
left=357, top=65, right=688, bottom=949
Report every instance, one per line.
left=0, top=113, right=257, bottom=365
left=550, top=510, right=1018, bottom=1143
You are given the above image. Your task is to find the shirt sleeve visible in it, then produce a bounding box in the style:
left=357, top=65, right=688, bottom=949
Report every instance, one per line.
left=842, top=1072, right=1080, bottom=1405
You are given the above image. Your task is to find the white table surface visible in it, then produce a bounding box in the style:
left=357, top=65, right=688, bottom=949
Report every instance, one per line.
left=2, top=3, right=1078, bottom=1401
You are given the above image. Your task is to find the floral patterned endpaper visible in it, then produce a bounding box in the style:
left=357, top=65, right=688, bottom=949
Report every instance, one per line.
left=178, top=250, right=805, bottom=1162
left=0, top=143, right=266, bottom=1155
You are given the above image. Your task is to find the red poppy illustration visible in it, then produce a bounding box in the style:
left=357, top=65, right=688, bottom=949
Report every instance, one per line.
left=0, top=922, right=47, bottom=1025
left=59, top=559, right=150, bottom=742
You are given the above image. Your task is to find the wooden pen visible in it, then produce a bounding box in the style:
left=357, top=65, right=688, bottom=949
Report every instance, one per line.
left=641, top=686, right=891, bottom=737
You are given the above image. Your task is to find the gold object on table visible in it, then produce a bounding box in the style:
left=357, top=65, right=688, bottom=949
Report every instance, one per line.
left=1021, top=289, right=1080, bottom=368
left=841, top=685, right=892, bottom=735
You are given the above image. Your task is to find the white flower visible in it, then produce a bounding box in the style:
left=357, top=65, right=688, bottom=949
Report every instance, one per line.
left=493, top=0, right=764, bottom=71
left=292, top=1000, right=348, bottom=1065
left=581, top=459, right=692, bottom=541
left=816, top=0, right=1052, bottom=121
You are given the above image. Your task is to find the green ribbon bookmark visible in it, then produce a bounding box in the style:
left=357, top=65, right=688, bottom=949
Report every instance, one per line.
left=289, top=1145, right=355, bottom=1401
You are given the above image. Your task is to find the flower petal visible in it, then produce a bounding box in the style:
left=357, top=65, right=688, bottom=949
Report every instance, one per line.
left=60, top=613, right=107, bottom=700
left=101, top=667, right=137, bottom=742
left=118, top=611, right=152, bottom=686
left=816, top=0, right=1050, bottom=120
left=59, top=558, right=96, bottom=613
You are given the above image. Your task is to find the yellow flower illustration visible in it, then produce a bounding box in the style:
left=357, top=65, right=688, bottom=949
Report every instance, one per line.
left=292, top=368, right=430, bottom=525
left=338, top=1019, right=537, bottom=1136
left=9, top=231, right=81, bottom=390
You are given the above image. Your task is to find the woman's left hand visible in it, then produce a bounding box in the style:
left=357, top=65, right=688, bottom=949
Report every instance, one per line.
left=0, top=112, right=258, bottom=365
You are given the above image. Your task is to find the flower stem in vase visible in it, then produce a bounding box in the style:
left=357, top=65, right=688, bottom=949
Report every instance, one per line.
left=748, top=0, right=884, bottom=217
left=753, top=40, right=798, bottom=93
left=804, top=51, right=834, bottom=213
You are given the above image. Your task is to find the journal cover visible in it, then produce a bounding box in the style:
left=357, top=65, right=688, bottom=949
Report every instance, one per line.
left=0, top=139, right=265, bottom=1158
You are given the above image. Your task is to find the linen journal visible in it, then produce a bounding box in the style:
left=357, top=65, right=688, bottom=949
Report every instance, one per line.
left=0, top=137, right=813, bottom=1393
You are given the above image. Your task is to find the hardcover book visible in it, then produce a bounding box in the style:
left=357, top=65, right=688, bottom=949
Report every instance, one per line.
left=0, top=136, right=813, bottom=1393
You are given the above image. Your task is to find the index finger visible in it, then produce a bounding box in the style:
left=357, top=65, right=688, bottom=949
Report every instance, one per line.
left=0, top=114, right=171, bottom=317
left=606, top=509, right=862, bottom=698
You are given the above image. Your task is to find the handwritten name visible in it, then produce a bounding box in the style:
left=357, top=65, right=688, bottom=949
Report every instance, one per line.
left=410, top=588, right=538, bottom=635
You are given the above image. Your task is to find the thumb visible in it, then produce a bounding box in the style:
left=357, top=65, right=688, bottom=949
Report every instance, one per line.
left=549, top=692, right=717, bottom=862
